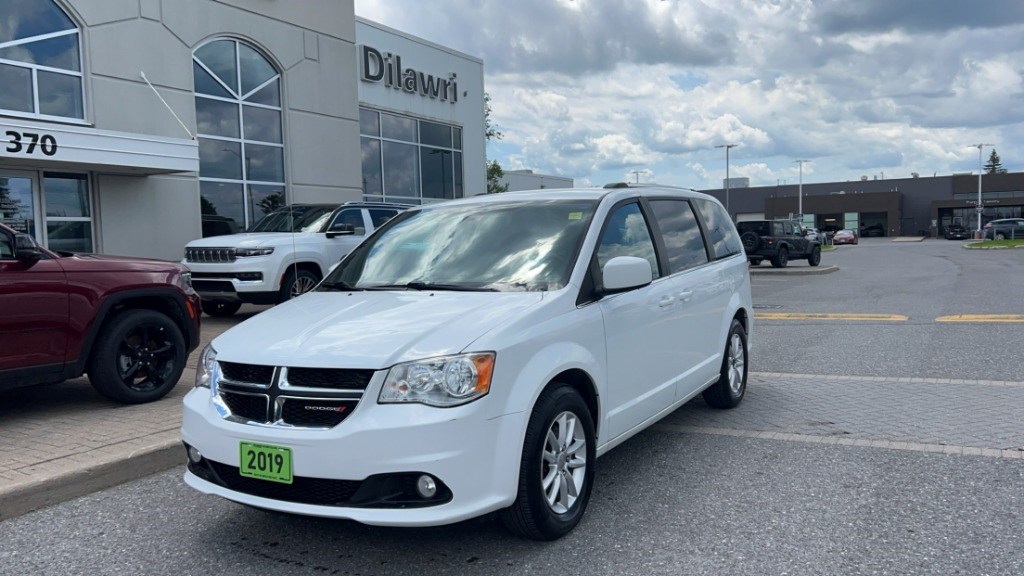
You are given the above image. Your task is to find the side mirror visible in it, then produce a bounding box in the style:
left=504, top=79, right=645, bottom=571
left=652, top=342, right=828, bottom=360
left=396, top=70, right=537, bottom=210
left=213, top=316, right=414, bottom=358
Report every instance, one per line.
left=326, top=223, right=355, bottom=238
left=602, top=256, right=653, bottom=292
left=15, top=234, right=42, bottom=262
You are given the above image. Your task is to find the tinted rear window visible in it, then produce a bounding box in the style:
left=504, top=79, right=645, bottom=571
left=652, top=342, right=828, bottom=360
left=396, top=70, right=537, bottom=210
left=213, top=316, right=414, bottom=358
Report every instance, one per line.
left=693, top=199, right=742, bottom=259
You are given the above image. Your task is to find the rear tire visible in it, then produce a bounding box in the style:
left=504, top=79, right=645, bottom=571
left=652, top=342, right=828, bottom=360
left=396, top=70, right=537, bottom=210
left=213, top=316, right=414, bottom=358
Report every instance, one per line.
left=807, top=245, right=821, bottom=266
left=201, top=300, right=241, bottom=317
left=501, top=384, right=595, bottom=540
left=88, top=309, right=186, bottom=404
left=771, top=247, right=789, bottom=268
left=702, top=319, right=748, bottom=409
left=749, top=258, right=763, bottom=266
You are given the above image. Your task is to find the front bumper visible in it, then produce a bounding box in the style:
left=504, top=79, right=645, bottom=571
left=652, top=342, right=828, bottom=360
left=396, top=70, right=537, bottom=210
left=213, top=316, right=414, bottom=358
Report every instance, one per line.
left=181, top=388, right=526, bottom=526
left=185, top=260, right=280, bottom=303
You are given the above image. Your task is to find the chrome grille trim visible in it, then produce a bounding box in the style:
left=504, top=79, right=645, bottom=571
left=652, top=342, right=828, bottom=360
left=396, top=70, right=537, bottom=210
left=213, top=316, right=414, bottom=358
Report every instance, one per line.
left=185, top=247, right=237, bottom=263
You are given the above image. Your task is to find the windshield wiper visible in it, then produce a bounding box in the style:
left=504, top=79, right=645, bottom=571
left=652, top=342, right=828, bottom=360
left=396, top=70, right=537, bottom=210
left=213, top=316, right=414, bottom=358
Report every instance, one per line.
left=318, top=280, right=363, bottom=292
left=367, top=282, right=497, bottom=292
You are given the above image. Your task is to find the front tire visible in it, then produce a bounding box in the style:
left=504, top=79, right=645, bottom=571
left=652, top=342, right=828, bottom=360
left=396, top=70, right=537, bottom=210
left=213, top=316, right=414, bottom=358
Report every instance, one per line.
left=87, top=309, right=186, bottom=403
left=501, top=385, right=596, bottom=540
left=995, top=232, right=1006, bottom=240
left=808, top=245, right=821, bottom=266
left=278, top=268, right=320, bottom=303
left=702, top=319, right=748, bottom=409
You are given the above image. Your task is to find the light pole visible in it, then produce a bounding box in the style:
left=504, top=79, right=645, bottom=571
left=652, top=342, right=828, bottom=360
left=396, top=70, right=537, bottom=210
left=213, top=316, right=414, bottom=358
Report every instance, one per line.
left=794, top=159, right=810, bottom=221
left=973, top=143, right=993, bottom=237
left=716, top=144, right=738, bottom=214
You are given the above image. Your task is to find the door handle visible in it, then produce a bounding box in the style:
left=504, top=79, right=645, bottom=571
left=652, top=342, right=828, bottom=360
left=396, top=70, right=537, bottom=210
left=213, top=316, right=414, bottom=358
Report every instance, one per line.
left=658, top=296, right=675, bottom=308
left=677, top=290, right=694, bottom=302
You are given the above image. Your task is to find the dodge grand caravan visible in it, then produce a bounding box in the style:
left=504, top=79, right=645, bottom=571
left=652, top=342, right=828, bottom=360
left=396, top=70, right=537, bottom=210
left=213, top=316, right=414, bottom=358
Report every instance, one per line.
left=181, top=185, right=753, bottom=540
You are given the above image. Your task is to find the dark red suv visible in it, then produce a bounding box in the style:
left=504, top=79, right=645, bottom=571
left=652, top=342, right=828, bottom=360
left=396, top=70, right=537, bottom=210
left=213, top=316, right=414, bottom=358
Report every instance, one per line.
left=0, top=222, right=201, bottom=403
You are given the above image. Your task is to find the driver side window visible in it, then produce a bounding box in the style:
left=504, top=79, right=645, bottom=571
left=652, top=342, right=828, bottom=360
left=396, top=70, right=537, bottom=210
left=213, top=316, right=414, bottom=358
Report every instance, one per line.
left=0, top=233, right=13, bottom=259
left=596, top=203, right=660, bottom=280
left=329, top=209, right=366, bottom=235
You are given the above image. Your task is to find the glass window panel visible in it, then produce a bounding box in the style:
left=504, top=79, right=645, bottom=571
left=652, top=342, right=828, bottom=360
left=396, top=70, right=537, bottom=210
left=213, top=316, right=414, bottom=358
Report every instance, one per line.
left=195, top=97, right=239, bottom=138
left=360, top=108, right=379, bottom=136
left=693, top=199, right=741, bottom=259
left=245, top=144, right=284, bottom=183
left=242, top=105, right=282, bottom=143
left=0, top=1, right=76, bottom=44
left=46, top=221, right=91, bottom=253
left=330, top=209, right=366, bottom=235
left=420, top=148, right=452, bottom=200
left=597, top=203, right=660, bottom=280
left=238, top=44, right=277, bottom=96
left=195, top=40, right=238, bottom=95
left=0, top=63, right=33, bottom=113
left=368, top=209, right=398, bottom=228
left=453, top=127, right=462, bottom=150
left=248, top=184, right=286, bottom=225
left=453, top=152, right=464, bottom=198
left=43, top=174, right=89, bottom=218
left=649, top=200, right=708, bottom=273
left=381, top=113, right=416, bottom=142
left=0, top=176, right=35, bottom=236
left=246, top=78, right=280, bottom=106
left=193, top=61, right=232, bottom=98
left=419, top=120, right=452, bottom=148
left=0, top=33, right=79, bottom=70
left=382, top=141, right=419, bottom=198
left=198, top=138, right=243, bottom=180
left=37, top=71, right=83, bottom=118
left=200, top=181, right=244, bottom=236
left=361, top=137, right=382, bottom=196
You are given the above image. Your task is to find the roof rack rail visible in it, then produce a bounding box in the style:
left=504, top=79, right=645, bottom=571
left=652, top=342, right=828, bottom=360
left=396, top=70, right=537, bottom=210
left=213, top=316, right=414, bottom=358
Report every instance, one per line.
left=603, top=182, right=630, bottom=189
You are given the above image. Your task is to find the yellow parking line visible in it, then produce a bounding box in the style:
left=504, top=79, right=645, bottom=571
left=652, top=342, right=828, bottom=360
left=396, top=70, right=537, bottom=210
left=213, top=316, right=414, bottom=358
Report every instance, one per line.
left=935, top=314, right=1024, bottom=323
left=754, top=313, right=908, bottom=321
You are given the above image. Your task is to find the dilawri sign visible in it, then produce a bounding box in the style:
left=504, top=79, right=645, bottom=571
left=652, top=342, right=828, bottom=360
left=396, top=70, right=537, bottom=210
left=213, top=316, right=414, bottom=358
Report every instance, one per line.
left=359, top=45, right=458, bottom=104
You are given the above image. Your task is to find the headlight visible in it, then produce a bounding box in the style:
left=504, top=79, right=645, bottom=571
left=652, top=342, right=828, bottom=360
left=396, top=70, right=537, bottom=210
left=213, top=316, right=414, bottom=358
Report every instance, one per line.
left=195, top=344, right=218, bottom=389
left=379, top=353, right=495, bottom=407
left=179, top=271, right=194, bottom=292
left=235, top=247, right=274, bottom=257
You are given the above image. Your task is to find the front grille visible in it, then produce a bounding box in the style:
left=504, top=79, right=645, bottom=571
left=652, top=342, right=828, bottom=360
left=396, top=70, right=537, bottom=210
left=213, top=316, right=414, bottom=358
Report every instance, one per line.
left=281, top=398, right=357, bottom=427
left=186, top=247, right=236, bottom=263
left=220, top=391, right=270, bottom=422
left=220, top=362, right=274, bottom=386
left=287, top=368, right=374, bottom=389
left=201, top=460, right=362, bottom=506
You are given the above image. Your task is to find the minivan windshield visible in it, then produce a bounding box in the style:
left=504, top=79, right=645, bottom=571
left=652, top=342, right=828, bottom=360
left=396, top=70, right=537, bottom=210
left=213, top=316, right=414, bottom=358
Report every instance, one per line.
left=248, top=205, right=335, bottom=233
left=324, top=199, right=598, bottom=292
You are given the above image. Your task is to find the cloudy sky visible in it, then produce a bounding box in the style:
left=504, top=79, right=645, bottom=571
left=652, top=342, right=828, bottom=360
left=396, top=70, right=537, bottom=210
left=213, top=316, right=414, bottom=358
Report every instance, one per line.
left=354, top=0, right=1024, bottom=190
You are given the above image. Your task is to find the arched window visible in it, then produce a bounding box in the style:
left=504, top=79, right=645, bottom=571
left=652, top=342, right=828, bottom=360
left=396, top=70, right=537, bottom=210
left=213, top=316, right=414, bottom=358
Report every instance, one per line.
left=193, top=39, right=284, bottom=235
left=0, top=0, right=85, bottom=119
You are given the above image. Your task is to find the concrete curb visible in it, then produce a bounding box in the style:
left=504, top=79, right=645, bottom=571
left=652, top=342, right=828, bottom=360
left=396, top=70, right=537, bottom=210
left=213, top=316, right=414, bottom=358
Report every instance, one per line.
left=0, top=435, right=180, bottom=521
left=749, top=265, right=839, bottom=276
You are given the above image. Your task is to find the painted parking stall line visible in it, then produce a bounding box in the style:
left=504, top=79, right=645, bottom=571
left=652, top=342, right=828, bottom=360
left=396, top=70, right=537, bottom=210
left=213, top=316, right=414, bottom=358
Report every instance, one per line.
left=935, top=314, right=1024, bottom=323
left=754, top=312, right=908, bottom=321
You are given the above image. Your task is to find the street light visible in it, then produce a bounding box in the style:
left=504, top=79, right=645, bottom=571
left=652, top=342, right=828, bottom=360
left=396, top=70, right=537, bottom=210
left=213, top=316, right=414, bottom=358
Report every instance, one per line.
left=972, top=143, right=993, bottom=237
left=794, top=159, right=810, bottom=221
left=715, top=144, right=738, bottom=214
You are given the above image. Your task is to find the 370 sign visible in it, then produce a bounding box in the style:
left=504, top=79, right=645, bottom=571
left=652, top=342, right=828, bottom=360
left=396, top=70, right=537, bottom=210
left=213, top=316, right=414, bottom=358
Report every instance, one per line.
left=5, top=130, right=58, bottom=156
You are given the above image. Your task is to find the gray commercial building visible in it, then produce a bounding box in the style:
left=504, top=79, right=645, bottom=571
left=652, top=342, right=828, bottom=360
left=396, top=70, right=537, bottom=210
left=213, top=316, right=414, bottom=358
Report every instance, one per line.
left=703, top=172, right=1024, bottom=237
left=0, top=0, right=485, bottom=261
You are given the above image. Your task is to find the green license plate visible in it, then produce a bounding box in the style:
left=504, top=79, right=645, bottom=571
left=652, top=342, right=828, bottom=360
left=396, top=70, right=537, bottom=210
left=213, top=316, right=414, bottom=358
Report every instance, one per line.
left=239, top=442, right=293, bottom=484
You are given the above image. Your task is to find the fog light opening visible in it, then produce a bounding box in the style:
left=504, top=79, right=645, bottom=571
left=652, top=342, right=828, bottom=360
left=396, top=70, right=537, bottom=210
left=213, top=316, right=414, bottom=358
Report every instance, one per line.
left=187, top=446, right=203, bottom=464
left=416, top=474, right=437, bottom=499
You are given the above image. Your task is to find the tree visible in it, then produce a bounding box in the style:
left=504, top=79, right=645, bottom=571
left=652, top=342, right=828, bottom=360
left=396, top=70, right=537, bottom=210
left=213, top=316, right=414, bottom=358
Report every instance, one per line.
left=485, top=92, right=509, bottom=194
left=984, top=149, right=1007, bottom=174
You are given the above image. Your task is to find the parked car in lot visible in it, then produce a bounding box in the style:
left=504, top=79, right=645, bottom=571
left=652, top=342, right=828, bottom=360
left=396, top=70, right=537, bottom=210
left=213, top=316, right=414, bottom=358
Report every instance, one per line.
left=181, top=185, right=753, bottom=540
left=736, top=219, right=822, bottom=268
left=804, top=227, right=823, bottom=242
left=832, top=229, right=858, bottom=245
left=944, top=224, right=970, bottom=240
left=983, top=218, right=1024, bottom=240
left=183, top=202, right=410, bottom=317
left=0, top=222, right=201, bottom=403
left=860, top=224, right=885, bottom=237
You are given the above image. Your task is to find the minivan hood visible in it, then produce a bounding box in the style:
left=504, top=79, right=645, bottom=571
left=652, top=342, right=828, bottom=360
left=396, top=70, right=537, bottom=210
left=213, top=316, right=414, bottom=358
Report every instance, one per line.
left=187, top=232, right=316, bottom=248
left=212, top=290, right=546, bottom=369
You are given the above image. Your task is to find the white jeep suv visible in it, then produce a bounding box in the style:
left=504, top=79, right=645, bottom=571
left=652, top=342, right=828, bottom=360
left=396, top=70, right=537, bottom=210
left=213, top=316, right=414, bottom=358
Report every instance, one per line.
left=182, top=185, right=752, bottom=540
left=183, top=202, right=409, bottom=316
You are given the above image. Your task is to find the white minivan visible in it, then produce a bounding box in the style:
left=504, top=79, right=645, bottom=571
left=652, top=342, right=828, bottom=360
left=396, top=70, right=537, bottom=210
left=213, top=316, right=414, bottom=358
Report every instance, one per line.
left=182, top=185, right=753, bottom=540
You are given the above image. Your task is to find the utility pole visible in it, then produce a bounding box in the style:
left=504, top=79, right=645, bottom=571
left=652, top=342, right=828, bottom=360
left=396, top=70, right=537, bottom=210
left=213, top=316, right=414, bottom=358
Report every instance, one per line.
left=794, top=159, right=810, bottom=221
left=972, top=144, right=993, bottom=237
left=715, top=144, right=738, bottom=214
left=629, top=170, right=641, bottom=184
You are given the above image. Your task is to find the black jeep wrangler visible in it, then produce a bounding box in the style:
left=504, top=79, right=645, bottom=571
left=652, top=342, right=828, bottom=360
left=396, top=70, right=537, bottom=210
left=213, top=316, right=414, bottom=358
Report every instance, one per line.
left=737, top=220, right=822, bottom=268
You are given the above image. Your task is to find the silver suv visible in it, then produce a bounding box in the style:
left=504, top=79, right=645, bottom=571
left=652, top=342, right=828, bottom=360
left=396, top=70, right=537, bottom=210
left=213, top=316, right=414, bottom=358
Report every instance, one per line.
left=183, top=202, right=410, bottom=316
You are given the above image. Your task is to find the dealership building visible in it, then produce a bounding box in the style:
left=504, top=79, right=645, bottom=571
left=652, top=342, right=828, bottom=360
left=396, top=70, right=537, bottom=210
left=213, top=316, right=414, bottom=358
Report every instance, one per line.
left=0, top=0, right=484, bottom=261
left=702, top=172, right=1024, bottom=237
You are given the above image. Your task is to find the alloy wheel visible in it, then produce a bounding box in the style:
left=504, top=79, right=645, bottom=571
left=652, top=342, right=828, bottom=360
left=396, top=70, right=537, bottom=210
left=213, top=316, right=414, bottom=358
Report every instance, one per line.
left=728, top=332, right=746, bottom=394
left=116, top=324, right=177, bottom=392
left=541, top=411, right=588, bottom=514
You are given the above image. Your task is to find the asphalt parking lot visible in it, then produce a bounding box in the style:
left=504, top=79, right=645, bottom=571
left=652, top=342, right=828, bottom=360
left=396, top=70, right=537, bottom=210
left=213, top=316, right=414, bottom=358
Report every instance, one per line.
left=1, top=237, right=1022, bottom=575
